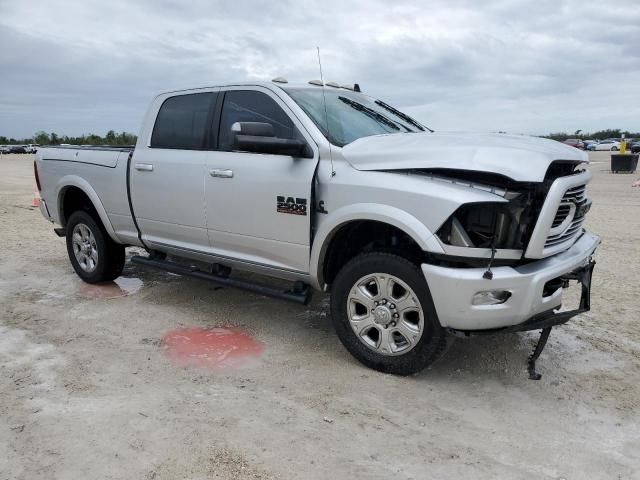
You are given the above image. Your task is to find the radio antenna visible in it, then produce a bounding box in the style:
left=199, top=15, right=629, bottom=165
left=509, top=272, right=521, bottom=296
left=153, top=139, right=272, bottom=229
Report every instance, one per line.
left=316, top=46, right=335, bottom=176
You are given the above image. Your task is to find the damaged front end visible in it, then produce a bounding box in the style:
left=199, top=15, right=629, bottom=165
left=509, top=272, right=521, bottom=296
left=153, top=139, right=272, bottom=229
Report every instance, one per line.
left=412, top=163, right=596, bottom=379
left=419, top=162, right=583, bottom=263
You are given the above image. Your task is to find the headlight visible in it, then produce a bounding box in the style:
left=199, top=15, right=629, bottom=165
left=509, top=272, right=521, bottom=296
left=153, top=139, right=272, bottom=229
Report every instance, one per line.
left=437, top=200, right=529, bottom=250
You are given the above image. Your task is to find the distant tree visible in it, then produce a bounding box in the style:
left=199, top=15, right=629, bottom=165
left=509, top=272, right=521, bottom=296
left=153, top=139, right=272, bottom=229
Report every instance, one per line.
left=547, top=132, right=570, bottom=141
left=34, top=131, right=50, bottom=145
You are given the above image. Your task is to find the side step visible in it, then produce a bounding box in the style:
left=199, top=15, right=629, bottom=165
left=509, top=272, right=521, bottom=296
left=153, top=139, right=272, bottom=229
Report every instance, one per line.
left=131, top=255, right=312, bottom=305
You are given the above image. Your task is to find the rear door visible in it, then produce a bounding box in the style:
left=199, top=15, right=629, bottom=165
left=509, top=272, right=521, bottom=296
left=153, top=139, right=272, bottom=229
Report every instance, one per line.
left=130, top=91, right=217, bottom=252
left=205, top=87, right=318, bottom=274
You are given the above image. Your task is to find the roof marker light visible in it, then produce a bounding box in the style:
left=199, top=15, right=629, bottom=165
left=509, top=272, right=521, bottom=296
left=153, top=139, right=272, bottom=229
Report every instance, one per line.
left=308, top=79, right=323, bottom=86
left=272, top=77, right=288, bottom=83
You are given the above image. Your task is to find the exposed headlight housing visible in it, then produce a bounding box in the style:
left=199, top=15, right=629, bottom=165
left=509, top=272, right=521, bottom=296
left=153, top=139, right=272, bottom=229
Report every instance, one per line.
left=437, top=198, right=533, bottom=250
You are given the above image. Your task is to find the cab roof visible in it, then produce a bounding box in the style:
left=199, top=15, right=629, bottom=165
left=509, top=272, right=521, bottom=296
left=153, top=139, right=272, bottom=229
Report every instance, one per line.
left=158, top=81, right=362, bottom=97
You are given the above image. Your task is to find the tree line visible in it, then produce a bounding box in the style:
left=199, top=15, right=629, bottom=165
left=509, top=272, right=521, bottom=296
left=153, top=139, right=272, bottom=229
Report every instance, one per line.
left=0, top=130, right=137, bottom=146
left=1, top=128, right=638, bottom=146
left=544, top=129, right=640, bottom=141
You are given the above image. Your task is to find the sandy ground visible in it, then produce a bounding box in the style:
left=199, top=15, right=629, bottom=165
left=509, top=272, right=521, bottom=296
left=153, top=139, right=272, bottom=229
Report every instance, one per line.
left=1, top=152, right=639, bottom=479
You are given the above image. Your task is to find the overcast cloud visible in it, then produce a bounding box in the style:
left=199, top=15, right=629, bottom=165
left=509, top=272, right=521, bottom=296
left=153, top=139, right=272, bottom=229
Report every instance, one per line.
left=1, top=0, right=639, bottom=138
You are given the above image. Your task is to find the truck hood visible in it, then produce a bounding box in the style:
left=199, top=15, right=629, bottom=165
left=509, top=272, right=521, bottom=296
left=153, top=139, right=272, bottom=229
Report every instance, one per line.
left=341, top=132, right=588, bottom=182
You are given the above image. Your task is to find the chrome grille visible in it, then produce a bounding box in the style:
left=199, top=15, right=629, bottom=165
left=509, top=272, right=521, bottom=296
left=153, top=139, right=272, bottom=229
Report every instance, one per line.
left=551, top=204, right=572, bottom=228
left=562, top=184, right=587, bottom=203
left=544, top=184, right=588, bottom=248
left=525, top=169, right=592, bottom=259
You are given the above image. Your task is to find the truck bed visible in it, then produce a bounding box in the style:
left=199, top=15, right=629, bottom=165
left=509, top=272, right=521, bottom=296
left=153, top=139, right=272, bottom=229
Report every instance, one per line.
left=39, top=145, right=134, bottom=168
left=35, top=145, right=141, bottom=247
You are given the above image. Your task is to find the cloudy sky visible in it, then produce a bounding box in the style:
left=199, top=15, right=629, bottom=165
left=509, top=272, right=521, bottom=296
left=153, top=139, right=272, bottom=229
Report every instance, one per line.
left=1, top=0, right=639, bottom=139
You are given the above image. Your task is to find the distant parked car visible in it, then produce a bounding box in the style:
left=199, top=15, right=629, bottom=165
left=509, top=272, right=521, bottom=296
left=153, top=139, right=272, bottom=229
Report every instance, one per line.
left=0, top=145, right=10, bottom=154
left=8, top=145, right=27, bottom=153
left=631, top=141, right=640, bottom=154
left=24, top=144, right=39, bottom=153
left=563, top=138, right=584, bottom=149
left=583, top=140, right=598, bottom=150
left=593, top=140, right=620, bottom=151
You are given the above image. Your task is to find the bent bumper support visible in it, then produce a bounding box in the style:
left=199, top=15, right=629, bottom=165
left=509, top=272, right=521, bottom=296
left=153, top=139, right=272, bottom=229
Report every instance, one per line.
left=449, top=260, right=595, bottom=379
left=527, top=327, right=552, bottom=380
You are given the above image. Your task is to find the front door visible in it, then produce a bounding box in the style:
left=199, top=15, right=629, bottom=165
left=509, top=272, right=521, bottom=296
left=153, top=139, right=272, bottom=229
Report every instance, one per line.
left=205, top=88, right=318, bottom=273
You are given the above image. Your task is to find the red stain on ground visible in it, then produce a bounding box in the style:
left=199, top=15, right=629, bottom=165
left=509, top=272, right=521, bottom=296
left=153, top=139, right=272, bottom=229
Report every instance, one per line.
left=161, top=327, right=263, bottom=370
left=78, top=277, right=143, bottom=299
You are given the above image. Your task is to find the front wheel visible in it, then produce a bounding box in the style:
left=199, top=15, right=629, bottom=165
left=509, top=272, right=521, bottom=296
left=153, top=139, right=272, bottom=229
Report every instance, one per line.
left=66, top=210, right=125, bottom=283
left=611, top=146, right=618, bottom=151
left=330, top=252, right=449, bottom=375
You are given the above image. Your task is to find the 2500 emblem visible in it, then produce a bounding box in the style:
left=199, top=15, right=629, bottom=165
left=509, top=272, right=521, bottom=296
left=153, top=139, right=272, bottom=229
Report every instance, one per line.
left=277, top=196, right=307, bottom=216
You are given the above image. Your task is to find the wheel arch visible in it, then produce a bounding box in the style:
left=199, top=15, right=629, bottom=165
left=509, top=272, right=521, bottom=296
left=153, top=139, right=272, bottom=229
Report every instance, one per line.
left=309, top=204, right=444, bottom=290
left=56, top=176, right=120, bottom=244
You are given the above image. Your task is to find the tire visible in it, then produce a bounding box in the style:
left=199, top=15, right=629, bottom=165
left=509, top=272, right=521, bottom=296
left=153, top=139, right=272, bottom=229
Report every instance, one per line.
left=611, top=146, right=618, bottom=151
left=330, top=252, right=449, bottom=375
left=66, top=210, right=125, bottom=283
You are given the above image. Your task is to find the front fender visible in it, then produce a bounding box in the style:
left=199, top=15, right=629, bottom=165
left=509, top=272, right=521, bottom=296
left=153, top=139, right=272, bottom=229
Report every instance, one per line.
left=309, top=203, right=444, bottom=290
left=56, top=175, right=121, bottom=244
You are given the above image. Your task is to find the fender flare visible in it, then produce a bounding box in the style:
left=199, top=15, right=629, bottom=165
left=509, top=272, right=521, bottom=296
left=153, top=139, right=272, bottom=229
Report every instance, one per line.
left=309, top=203, right=444, bottom=290
left=56, top=175, right=121, bottom=244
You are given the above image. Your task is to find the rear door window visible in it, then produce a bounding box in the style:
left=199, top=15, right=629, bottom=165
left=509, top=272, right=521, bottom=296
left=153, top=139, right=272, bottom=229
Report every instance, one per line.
left=151, top=93, right=215, bottom=149
left=218, top=90, right=299, bottom=151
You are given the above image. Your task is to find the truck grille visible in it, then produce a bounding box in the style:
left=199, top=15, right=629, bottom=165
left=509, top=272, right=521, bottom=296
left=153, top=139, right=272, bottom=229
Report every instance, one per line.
left=524, top=169, right=592, bottom=259
left=544, top=184, right=588, bottom=248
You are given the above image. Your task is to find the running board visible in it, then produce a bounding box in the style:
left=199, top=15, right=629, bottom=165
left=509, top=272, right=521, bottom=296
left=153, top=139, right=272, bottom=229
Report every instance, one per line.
left=131, top=255, right=312, bottom=305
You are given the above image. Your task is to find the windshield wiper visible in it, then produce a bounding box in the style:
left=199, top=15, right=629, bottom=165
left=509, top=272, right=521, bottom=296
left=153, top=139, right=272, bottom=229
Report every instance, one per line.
left=374, top=100, right=433, bottom=132
left=338, top=96, right=401, bottom=132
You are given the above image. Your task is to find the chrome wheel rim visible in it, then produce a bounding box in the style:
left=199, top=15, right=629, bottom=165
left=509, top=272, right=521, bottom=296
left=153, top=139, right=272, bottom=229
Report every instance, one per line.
left=72, top=223, right=98, bottom=273
left=347, top=273, right=424, bottom=356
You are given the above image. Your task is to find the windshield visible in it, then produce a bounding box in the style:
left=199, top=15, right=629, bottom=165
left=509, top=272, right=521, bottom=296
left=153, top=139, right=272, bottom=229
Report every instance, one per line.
left=283, top=87, right=431, bottom=147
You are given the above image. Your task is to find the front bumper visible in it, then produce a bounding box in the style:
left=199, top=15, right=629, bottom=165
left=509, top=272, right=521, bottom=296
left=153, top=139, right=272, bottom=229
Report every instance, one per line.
left=422, top=231, right=600, bottom=330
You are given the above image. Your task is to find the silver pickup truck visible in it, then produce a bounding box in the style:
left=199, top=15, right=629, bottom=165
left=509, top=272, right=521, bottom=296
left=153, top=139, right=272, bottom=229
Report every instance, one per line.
left=35, top=80, right=600, bottom=377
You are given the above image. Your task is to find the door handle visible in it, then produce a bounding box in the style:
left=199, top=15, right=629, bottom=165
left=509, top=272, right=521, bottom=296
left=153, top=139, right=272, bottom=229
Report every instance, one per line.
left=210, top=169, right=233, bottom=178
left=134, top=163, right=154, bottom=172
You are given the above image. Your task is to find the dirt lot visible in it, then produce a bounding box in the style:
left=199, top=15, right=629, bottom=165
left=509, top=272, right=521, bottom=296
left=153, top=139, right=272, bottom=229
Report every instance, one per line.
left=1, top=152, right=639, bottom=479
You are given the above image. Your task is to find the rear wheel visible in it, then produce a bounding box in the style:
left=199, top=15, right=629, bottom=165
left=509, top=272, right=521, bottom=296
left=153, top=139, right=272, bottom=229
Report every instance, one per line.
left=66, top=210, right=125, bottom=283
left=611, top=146, right=618, bottom=151
left=330, top=252, right=449, bottom=375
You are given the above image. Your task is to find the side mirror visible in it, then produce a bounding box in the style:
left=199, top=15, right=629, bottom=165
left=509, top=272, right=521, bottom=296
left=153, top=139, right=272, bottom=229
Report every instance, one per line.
left=231, top=122, right=307, bottom=157
left=231, top=121, right=275, bottom=137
